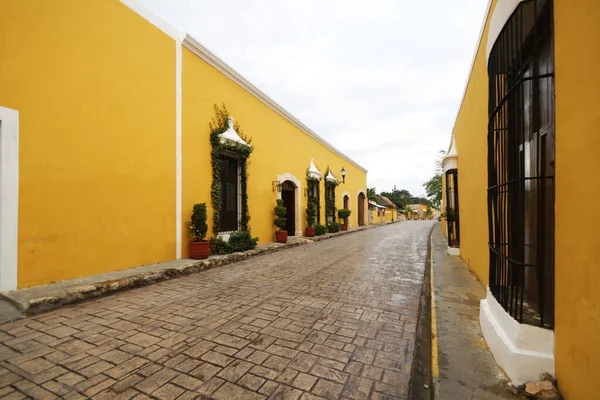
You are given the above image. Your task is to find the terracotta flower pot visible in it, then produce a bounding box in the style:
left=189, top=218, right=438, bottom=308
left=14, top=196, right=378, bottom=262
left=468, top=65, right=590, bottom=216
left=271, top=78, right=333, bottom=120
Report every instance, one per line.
left=341, top=224, right=348, bottom=231
left=189, top=240, right=210, bottom=259
left=305, top=227, right=315, bottom=237
left=275, top=230, right=288, bottom=243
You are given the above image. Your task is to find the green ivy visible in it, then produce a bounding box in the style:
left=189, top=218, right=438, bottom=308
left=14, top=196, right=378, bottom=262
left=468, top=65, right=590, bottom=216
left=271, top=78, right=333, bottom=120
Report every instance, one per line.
left=324, top=167, right=339, bottom=225
left=306, top=171, right=320, bottom=226
left=209, top=104, right=253, bottom=236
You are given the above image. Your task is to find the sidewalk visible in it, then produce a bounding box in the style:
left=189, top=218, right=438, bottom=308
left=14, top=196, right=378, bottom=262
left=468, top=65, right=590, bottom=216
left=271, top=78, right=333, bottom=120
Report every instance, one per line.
left=431, top=225, right=515, bottom=399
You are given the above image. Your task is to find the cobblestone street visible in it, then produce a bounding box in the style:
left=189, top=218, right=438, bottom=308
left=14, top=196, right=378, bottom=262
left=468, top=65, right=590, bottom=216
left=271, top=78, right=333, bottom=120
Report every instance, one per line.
left=0, top=221, right=434, bottom=400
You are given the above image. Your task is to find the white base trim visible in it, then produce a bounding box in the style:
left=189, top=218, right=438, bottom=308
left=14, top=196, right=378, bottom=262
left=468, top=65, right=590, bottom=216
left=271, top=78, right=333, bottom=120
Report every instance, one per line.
left=447, top=246, right=460, bottom=256
left=480, top=287, right=554, bottom=381
left=0, top=106, right=19, bottom=292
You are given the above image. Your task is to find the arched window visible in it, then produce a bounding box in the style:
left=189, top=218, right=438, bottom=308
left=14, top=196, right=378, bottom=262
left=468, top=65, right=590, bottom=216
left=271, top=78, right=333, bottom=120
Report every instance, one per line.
left=487, top=0, right=555, bottom=328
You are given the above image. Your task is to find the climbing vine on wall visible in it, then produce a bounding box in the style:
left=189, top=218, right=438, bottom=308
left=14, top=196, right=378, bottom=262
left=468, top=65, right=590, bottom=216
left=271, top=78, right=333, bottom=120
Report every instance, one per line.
left=324, top=167, right=340, bottom=225
left=209, top=104, right=253, bottom=236
left=306, top=168, right=321, bottom=225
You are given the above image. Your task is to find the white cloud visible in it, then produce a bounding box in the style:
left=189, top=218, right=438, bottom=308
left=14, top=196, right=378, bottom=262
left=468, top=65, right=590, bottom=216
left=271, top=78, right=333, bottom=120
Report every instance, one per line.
left=141, top=0, right=488, bottom=196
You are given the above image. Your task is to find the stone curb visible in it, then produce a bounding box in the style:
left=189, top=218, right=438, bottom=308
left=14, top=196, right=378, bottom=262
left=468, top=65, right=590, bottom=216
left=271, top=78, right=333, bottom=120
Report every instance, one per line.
left=1, top=220, right=401, bottom=316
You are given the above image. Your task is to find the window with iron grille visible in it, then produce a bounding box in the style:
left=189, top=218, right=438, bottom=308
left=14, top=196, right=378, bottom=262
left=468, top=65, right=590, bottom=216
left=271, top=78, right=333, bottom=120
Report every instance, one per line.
left=487, top=0, right=555, bottom=328
left=219, top=152, right=242, bottom=233
left=445, top=169, right=460, bottom=249
left=309, top=180, right=321, bottom=224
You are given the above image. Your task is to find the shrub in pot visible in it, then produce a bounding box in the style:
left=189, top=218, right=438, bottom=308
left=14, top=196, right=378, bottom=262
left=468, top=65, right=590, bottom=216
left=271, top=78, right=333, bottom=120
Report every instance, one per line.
left=274, top=199, right=288, bottom=243
left=305, top=199, right=316, bottom=237
left=338, top=208, right=351, bottom=231
left=327, top=222, right=341, bottom=233
left=189, top=203, right=209, bottom=259
left=315, top=224, right=326, bottom=236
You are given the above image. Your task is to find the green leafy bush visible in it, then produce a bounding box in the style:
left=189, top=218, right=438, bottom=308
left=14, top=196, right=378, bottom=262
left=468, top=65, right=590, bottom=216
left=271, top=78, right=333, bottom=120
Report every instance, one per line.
left=315, top=224, right=326, bottom=236
left=306, top=199, right=316, bottom=228
left=228, top=230, right=259, bottom=252
left=209, top=230, right=259, bottom=255
left=189, top=203, right=208, bottom=241
left=274, top=199, right=287, bottom=231
left=327, top=222, right=341, bottom=233
left=337, top=208, right=351, bottom=222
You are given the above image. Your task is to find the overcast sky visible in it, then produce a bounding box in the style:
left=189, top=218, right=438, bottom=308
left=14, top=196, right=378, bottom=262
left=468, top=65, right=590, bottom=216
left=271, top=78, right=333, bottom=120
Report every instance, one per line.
left=141, top=0, right=488, bottom=196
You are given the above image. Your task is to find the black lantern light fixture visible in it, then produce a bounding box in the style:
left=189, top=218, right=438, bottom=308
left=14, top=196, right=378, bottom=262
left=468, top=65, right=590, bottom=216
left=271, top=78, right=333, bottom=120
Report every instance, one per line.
left=341, top=167, right=346, bottom=184
left=272, top=180, right=282, bottom=192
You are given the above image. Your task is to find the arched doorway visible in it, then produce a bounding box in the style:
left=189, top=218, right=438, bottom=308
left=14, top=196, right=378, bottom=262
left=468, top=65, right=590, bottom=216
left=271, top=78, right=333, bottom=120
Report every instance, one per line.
left=281, top=180, right=296, bottom=236
left=343, top=194, right=350, bottom=226
left=358, top=192, right=366, bottom=226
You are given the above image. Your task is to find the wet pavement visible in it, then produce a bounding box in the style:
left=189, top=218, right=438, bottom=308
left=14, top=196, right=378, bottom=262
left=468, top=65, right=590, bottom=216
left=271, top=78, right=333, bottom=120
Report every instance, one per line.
left=0, top=221, right=434, bottom=399
left=431, top=225, right=515, bottom=400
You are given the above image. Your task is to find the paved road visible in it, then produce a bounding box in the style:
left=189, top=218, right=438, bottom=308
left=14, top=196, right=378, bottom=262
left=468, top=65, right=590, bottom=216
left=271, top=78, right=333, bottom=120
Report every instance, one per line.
left=0, top=221, right=434, bottom=400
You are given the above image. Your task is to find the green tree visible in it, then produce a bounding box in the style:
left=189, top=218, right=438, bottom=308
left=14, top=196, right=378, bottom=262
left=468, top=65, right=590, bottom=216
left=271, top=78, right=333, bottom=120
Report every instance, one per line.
left=367, top=187, right=377, bottom=201
left=423, top=150, right=445, bottom=208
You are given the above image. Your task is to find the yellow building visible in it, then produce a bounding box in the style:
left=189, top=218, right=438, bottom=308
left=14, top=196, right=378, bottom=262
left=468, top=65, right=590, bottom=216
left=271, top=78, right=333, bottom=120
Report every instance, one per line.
left=0, top=0, right=368, bottom=290
left=441, top=1, right=600, bottom=398
left=379, top=196, right=398, bottom=222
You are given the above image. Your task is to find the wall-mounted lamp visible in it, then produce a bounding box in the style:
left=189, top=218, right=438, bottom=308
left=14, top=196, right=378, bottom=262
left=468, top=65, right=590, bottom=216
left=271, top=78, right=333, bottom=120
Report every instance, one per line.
left=272, top=181, right=282, bottom=192
left=341, top=167, right=346, bottom=184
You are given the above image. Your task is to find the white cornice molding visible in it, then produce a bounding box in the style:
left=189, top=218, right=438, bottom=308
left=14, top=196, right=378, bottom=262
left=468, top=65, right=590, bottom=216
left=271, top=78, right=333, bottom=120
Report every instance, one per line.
left=120, top=0, right=184, bottom=41
left=182, top=35, right=367, bottom=173
left=486, top=0, right=524, bottom=63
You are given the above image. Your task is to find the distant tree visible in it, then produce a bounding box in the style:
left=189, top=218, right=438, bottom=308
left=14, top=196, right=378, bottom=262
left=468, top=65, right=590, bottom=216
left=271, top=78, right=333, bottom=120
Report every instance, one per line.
left=367, top=187, right=377, bottom=201
left=423, top=150, right=445, bottom=208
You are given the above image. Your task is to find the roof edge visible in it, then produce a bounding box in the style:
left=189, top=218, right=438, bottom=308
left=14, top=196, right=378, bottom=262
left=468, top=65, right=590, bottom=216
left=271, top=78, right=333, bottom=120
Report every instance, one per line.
left=182, top=35, right=368, bottom=173
left=449, top=0, right=494, bottom=139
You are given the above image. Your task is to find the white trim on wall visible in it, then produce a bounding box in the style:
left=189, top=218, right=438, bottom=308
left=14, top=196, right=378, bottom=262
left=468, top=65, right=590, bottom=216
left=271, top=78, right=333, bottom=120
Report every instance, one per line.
left=175, top=40, right=182, bottom=259
left=277, top=173, right=303, bottom=237
left=120, top=0, right=184, bottom=41
left=341, top=191, right=350, bottom=227
left=480, top=287, right=555, bottom=381
left=0, top=107, right=19, bottom=292
left=486, top=0, right=524, bottom=62
left=182, top=35, right=367, bottom=173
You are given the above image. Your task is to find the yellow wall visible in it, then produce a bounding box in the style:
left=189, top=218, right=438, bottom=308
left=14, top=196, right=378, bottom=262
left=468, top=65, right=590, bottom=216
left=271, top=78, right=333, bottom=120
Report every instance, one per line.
left=181, top=47, right=367, bottom=254
left=450, top=0, right=496, bottom=286
left=553, top=2, right=600, bottom=398
left=369, top=207, right=386, bottom=224
left=0, top=1, right=176, bottom=288
left=383, top=207, right=395, bottom=222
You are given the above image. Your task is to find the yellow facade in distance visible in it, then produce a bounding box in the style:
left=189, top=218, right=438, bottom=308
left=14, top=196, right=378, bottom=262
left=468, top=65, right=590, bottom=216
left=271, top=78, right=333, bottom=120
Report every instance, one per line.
left=448, top=0, right=600, bottom=398
left=0, top=0, right=176, bottom=288
left=181, top=48, right=367, bottom=253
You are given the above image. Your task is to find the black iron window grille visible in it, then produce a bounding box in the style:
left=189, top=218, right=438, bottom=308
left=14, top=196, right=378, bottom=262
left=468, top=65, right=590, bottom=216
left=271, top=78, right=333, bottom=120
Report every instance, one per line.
left=487, top=0, right=555, bottom=329
left=445, top=169, right=460, bottom=248
left=219, top=152, right=242, bottom=233
left=310, top=180, right=321, bottom=224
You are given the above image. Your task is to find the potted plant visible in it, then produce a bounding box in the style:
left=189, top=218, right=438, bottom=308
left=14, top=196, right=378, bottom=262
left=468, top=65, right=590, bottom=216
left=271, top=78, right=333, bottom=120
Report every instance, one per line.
left=274, top=199, right=288, bottom=243
left=189, top=203, right=209, bottom=259
left=338, top=208, right=351, bottom=231
left=305, top=199, right=316, bottom=237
